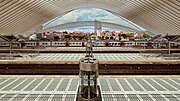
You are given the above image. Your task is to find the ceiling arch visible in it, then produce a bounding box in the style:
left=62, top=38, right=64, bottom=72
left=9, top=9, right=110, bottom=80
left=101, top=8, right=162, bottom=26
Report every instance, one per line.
left=42, top=8, right=145, bottom=32
left=44, top=21, right=140, bottom=32
left=0, top=0, right=180, bottom=36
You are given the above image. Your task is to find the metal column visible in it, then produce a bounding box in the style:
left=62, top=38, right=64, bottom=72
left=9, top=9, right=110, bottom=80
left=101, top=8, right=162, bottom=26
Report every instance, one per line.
left=168, top=41, right=171, bottom=55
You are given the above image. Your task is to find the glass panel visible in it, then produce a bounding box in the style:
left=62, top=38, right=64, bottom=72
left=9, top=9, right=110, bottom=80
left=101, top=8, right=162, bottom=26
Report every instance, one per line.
left=43, top=8, right=146, bottom=32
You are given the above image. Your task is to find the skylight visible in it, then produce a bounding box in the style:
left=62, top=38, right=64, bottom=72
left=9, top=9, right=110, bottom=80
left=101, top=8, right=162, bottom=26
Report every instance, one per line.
left=43, top=8, right=146, bottom=32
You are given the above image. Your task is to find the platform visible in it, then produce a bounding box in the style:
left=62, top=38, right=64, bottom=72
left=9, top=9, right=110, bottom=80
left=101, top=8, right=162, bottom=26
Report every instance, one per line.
left=0, top=75, right=180, bottom=101
left=0, top=53, right=180, bottom=64
left=0, top=53, right=179, bottom=75
left=0, top=47, right=180, bottom=53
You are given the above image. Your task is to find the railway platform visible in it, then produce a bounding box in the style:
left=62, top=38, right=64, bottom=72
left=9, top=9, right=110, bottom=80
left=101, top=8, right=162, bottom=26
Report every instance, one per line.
left=0, top=47, right=180, bottom=53
left=0, top=75, right=180, bottom=101
left=0, top=53, right=180, bottom=75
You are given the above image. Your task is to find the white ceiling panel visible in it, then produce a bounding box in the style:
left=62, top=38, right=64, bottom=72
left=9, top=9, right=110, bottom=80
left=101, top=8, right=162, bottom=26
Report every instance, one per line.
left=0, top=0, right=179, bottom=35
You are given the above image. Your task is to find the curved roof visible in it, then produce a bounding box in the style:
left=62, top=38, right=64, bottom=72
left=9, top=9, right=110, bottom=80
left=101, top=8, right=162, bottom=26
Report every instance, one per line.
left=43, top=8, right=146, bottom=32
left=44, top=21, right=140, bottom=32
left=0, top=0, right=180, bottom=35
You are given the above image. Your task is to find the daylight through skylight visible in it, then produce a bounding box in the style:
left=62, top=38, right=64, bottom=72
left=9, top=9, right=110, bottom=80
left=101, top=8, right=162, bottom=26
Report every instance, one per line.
left=43, top=8, right=146, bottom=32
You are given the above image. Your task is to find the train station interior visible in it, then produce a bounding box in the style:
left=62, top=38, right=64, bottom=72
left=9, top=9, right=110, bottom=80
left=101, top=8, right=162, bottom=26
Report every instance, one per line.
left=0, top=1, right=180, bottom=101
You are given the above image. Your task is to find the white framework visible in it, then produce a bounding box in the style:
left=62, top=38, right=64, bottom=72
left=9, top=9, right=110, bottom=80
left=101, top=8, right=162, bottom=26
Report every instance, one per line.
left=0, top=0, right=180, bottom=35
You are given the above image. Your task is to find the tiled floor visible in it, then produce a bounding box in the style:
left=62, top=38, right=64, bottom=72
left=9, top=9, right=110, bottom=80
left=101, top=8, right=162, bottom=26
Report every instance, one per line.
left=16, top=53, right=165, bottom=62
left=51, top=47, right=135, bottom=51
left=0, top=75, right=180, bottom=101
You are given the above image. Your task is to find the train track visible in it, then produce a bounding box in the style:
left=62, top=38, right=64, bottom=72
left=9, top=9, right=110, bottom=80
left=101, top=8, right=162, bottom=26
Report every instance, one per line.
left=0, top=64, right=179, bottom=75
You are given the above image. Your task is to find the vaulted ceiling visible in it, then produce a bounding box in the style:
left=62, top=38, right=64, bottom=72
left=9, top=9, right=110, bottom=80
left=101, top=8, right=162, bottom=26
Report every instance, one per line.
left=0, top=0, right=180, bottom=36
left=44, top=21, right=140, bottom=32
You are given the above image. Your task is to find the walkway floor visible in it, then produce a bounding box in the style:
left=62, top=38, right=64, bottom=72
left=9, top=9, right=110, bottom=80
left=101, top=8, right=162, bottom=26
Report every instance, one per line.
left=0, top=75, right=180, bottom=101
left=16, top=53, right=164, bottom=61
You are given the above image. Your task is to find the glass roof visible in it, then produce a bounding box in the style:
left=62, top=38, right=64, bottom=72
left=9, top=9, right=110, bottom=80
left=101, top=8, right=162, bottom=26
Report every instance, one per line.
left=43, top=8, right=146, bottom=32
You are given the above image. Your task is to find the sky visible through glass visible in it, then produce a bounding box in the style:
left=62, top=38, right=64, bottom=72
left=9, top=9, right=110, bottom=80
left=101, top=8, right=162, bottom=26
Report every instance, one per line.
left=43, top=8, right=146, bottom=32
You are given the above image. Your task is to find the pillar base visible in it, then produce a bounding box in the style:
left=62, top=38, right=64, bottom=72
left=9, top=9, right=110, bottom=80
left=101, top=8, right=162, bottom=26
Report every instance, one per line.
left=76, top=85, right=102, bottom=101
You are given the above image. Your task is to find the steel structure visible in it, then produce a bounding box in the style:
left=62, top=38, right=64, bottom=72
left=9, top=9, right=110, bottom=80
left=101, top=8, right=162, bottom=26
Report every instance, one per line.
left=43, top=21, right=140, bottom=32
left=0, top=1, right=180, bottom=35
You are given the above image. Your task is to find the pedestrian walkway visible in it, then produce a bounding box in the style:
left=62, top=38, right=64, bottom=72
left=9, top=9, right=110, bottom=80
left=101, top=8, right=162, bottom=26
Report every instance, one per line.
left=16, top=53, right=165, bottom=62
left=0, top=75, right=180, bottom=101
